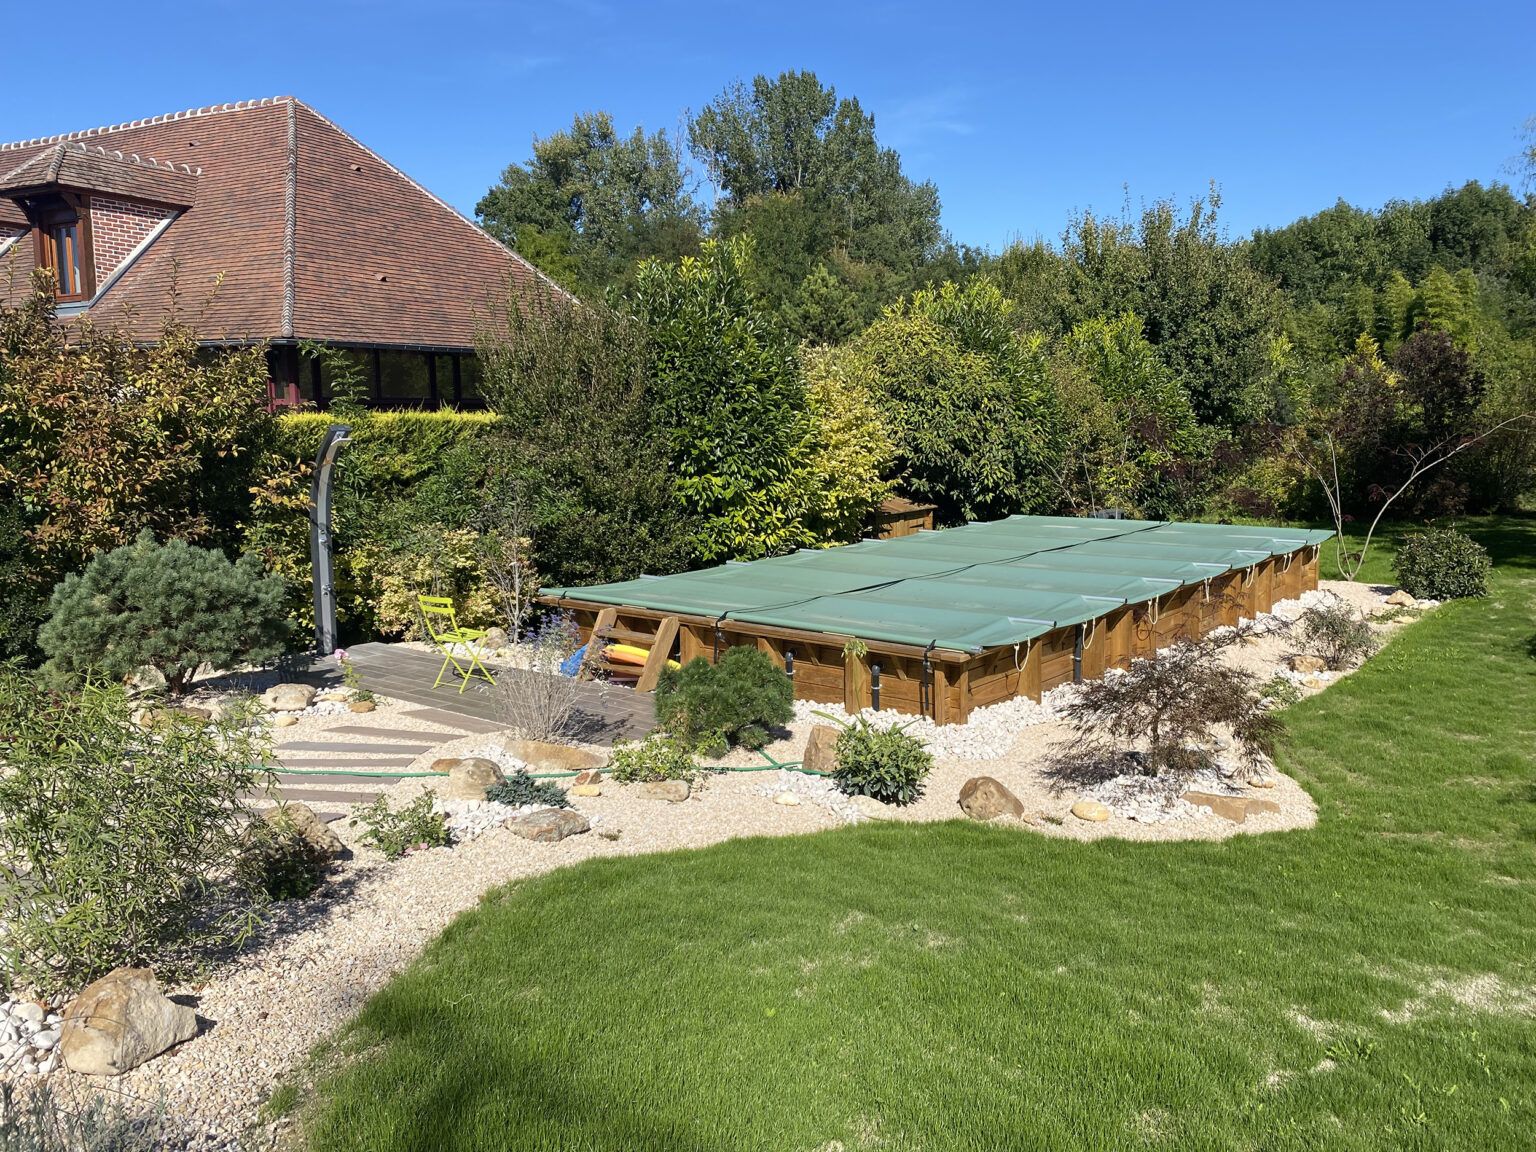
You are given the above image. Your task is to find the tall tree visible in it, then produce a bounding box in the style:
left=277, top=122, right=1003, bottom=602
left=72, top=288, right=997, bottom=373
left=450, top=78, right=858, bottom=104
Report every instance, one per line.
left=477, top=112, right=703, bottom=297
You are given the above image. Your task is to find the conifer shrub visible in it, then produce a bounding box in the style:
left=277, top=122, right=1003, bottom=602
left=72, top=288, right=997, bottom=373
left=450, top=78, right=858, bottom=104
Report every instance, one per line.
left=38, top=532, right=289, bottom=695
left=486, top=769, right=570, bottom=809
left=1393, top=527, right=1490, bottom=600
left=655, top=646, right=794, bottom=755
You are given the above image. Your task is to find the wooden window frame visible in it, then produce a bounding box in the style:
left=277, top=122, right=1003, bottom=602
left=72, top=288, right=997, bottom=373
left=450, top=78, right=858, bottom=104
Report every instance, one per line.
left=32, top=193, right=95, bottom=303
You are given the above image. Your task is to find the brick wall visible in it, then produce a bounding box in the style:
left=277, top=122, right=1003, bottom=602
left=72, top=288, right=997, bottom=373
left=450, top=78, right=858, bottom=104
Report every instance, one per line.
left=90, top=197, right=171, bottom=281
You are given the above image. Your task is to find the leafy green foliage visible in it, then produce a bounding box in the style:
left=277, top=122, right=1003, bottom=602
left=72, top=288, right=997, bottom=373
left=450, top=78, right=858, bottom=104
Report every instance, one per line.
left=838, top=278, right=1059, bottom=524
left=1256, top=674, right=1302, bottom=709
left=479, top=298, right=696, bottom=588
left=655, top=646, right=794, bottom=755
left=476, top=111, right=703, bottom=297
left=39, top=532, right=288, bottom=695
left=1393, top=527, right=1491, bottom=599
left=799, top=345, right=896, bottom=542
left=628, top=237, right=820, bottom=560
left=486, top=770, right=570, bottom=810
left=236, top=809, right=332, bottom=902
left=826, top=715, right=933, bottom=805
left=0, top=675, right=271, bottom=991
left=350, top=793, right=450, bottom=859
left=605, top=735, right=699, bottom=784
left=1296, top=594, right=1378, bottom=670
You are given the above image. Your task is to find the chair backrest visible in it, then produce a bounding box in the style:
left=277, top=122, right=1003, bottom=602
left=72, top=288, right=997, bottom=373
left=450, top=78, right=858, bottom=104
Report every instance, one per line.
left=417, top=595, right=459, bottom=642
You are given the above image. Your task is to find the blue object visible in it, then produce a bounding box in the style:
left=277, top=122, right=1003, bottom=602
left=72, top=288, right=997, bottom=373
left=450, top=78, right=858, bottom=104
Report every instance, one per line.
left=559, top=644, right=588, bottom=677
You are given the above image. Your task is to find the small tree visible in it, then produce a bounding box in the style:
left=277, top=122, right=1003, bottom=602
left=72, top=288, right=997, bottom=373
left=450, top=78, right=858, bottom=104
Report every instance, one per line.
left=1058, top=632, right=1281, bottom=777
left=39, top=532, right=289, bottom=695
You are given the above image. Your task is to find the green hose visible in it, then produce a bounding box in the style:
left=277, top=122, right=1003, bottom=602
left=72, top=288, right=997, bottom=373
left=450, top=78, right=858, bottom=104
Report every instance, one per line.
left=271, top=748, right=828, bottom=780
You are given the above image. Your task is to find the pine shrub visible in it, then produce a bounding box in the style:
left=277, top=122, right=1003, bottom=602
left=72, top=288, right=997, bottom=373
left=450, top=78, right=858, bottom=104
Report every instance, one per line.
left=655, top=646, right=794, bottom=755
left=39, top=532, right=289, bottom=695
left=1393, top=527, right=1490, bottom=600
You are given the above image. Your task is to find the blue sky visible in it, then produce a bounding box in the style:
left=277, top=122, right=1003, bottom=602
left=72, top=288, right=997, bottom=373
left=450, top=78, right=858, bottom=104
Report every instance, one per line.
left=8, top=1, right=1533, bottom=251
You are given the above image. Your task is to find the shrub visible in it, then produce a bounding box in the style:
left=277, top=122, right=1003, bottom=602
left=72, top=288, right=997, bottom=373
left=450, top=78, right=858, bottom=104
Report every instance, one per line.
left=496, top=614, right=584, bottom=742
left=826, top=716, right=933, bottom=806
left=1393, top=527, right=1490, bottom=600
left=655, top=646, right=794, bottom=755
left=1059, top=633, right=1281, bottom=777
left=39, top=532, right=288, bottom=695
left=1296, top=593, right=1377, bottom=670
left=349, top=793, right=450, bottom=859
left=606, top=735, right=699, bottom=784
left=1257, top=675, right=1303, bottom=709
left=235, top=810, right=332, bottom=901
left=0, top=1080, right=173, bottom=1151
left=0, top=674, right=271, bottom=992
left=486, top=769, right=570, bottom=809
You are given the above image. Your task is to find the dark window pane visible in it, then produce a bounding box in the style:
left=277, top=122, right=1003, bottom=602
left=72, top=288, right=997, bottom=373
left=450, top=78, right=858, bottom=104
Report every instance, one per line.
left=459, top=353, right=484, bottom=404
left=379, top=351, right=432, bottom=404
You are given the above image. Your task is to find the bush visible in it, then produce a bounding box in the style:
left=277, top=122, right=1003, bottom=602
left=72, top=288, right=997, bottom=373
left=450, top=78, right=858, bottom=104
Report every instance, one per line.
left=486, top=769, right=570, bottom=809
left=827, top=716, right=933, bottom=806
left=235, top=810, right=332, bottom=901
left=349, top=793, right=450, bottom=859
left=1257, top=675, right=1302, bottom=709
left=655, top=646, right=794, bottom=755
left=1059, top=633, right=1280, bottom=777
left=0, top=674, right=271, bottom=992
left=0, top=1080, right=173, bottom=1151
left=39, top=532, right=288, bottom=695
left=1393, top=527, right=1490, bottom=600
left=1296, top=593, right=1377, bottom=670
left=606, top=735, right=699, bottom=784
left=496, top=614, right=583, bottom=742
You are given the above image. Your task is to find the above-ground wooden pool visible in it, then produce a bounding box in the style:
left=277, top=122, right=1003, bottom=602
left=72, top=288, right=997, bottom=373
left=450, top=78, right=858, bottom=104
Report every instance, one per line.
left=541, top=516, right=1332, bottom=725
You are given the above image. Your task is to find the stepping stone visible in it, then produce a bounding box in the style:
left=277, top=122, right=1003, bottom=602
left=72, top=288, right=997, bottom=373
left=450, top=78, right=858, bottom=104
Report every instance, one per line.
left=399, top=708, right=504, bottom=734
left=254, top=787, right=385, bottom=807
left=324, top=725, right=465, bottom=742
left=275, top=756, right=416, bottom=770
left=277, top=741, right=436, bottom=755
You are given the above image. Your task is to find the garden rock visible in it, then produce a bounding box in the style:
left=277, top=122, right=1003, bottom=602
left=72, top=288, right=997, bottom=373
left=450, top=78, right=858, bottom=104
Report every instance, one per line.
left=774, top=791, right=801, bottom=806
left=802, top=724, right=841, bottom=776
left=573, top=768, right=603, bottom=786
left=482, top=627, right=510, bottom=651
left=570, top=783, right=602, bottom=797
left=1386, top=589, right=1416, bottom=607
left=505, top=807, right=589, bottom=842
left=1071, top=800, right=1110, bottom=823
left=430, top=757, right=461, bottom=774
left=445, top=757, right=505, bottom=801
left=348, top=700, right=376, bottom=713
left=1287, top=654, right=1327, bottom=674
left=272, top=715, right=299, bottom=728
left=501, top=739, right=603, bottom=774
left=262, top=683, right=315, bottom=713
left=263, top=802, right=345, bottom=860
left=1181, top=791, right=1282, bottom=824
left=1246, top=776, right=1277, bottom=789
left=958, top=776, right=1025, bottom=822
left=641, top=780, right=690, bottom=803
left=60, top=968, right=197, bottom=1077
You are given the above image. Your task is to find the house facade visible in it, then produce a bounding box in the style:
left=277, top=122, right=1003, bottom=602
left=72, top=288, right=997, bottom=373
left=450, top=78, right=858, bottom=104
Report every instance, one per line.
left=0, top=97, right=559, bottom=407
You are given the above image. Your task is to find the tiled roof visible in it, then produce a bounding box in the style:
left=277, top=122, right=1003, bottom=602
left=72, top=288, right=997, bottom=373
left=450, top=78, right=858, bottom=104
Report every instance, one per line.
left=0, top=97, right=562, bottom=347
left=0, top=143, right=199, bottom=205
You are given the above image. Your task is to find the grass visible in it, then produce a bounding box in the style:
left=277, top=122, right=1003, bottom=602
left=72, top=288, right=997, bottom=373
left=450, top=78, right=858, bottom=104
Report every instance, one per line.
left=296, top=518, right=1536, bottom=1151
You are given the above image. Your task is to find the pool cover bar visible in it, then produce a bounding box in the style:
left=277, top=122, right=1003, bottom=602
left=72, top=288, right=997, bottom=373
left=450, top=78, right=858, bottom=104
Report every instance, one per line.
left=541, top=516, right=1333, bottom=725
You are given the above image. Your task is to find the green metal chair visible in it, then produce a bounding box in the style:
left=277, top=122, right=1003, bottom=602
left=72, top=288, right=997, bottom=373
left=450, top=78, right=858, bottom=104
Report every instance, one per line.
left=417, top=595, right=497, bottom=692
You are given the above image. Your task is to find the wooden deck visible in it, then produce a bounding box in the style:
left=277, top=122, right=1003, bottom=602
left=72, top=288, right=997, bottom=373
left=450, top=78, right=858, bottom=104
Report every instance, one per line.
left=342, top=642, right=655, bottom=745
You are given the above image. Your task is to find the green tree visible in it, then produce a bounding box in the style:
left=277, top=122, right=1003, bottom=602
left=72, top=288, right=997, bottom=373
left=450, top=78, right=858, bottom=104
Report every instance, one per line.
left=477, top=112, right=704, bottom=297
left=626, top=237, right=819, bottom=560
left=837, top=279, right=1060, bottom=524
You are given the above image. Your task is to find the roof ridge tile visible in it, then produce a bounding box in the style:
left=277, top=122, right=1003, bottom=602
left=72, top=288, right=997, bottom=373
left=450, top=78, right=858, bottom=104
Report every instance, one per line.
left=0, top=97, right=292, bottom=154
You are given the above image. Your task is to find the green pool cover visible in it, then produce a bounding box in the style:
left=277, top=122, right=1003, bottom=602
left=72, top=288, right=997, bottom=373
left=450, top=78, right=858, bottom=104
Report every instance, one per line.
left=542, top=516, right=1333, bottom=654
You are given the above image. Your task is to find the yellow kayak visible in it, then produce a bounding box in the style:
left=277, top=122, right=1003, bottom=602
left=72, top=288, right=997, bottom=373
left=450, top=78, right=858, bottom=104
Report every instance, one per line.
left=604, top=643, right=680, bottom=670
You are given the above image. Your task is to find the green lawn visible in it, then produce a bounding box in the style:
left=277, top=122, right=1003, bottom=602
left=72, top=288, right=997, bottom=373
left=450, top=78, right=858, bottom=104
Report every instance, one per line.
left=297, top=519, right=1536, bottom=1151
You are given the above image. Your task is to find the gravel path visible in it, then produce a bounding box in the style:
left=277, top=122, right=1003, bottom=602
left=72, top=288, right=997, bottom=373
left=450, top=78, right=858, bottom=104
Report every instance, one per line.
left=22, top=580, right=1418, bottom=1146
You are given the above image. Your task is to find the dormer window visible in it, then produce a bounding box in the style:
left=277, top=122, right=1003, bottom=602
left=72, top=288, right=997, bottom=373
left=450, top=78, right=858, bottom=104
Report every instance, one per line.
left=38, top=200, right=91, bottom=301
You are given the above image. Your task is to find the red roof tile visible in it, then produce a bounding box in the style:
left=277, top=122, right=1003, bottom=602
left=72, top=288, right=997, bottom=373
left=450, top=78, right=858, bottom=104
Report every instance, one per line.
left=0, top=97, right=561, bottom=348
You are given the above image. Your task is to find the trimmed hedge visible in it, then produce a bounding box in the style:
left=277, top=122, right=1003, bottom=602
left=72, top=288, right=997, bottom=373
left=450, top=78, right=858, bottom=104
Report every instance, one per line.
left=243, top=411, right=503, bottom=640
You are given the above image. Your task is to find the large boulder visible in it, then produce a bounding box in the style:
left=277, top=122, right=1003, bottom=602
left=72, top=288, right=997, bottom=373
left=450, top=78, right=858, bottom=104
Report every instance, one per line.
left=505, top=808, right=589, bottom=842
left=60, top=968, right=197, bottom=1077
left=262, top=683, right=315, bottom=713
left=262, top=802, right=344, bottom=860
left=482, top=627, right=510, bottom=651
left=958, top=776, right=1026, bottom=822
left=802, top=724, right=841, bottom=776
left=445, top=757, right=505, bottom=801
left=500, top=739, right=603, bottom=774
